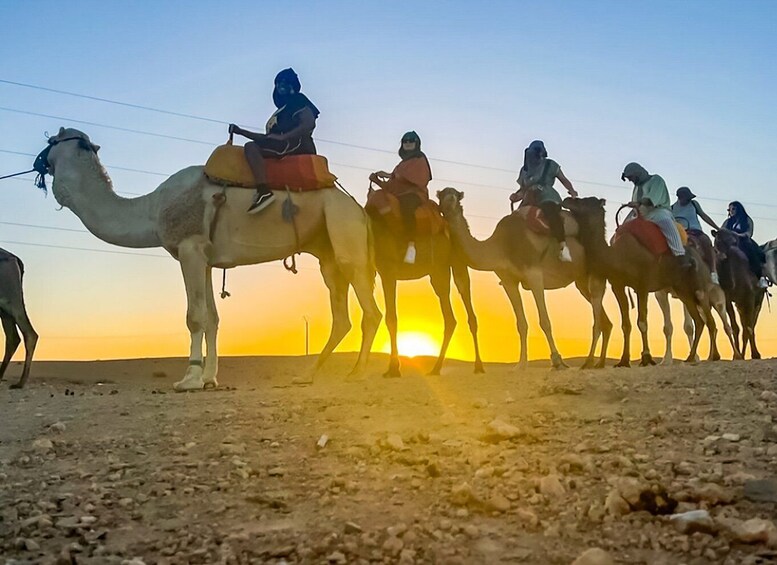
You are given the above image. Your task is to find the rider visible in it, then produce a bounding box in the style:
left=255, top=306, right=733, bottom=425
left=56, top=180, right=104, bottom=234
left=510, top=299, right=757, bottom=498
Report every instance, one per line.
left=722, top=200, right=769, bottom=288
left=621, top=162, right=688, bottom=262
left=671, top=186, right=720, bottom=284
left=369, top=131, right=432, bottom=264
left=229, top=68, right=320, bottom=214
left=509, top=140, right=578, bottom=262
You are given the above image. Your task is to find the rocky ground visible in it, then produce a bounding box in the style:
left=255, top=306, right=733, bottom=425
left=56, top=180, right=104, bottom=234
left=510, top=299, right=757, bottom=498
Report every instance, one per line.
left=2, top=354, right=777, bottom=564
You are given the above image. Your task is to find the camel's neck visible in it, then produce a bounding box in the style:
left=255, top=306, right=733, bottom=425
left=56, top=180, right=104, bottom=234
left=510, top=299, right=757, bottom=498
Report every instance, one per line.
left=54, top=157, right=161, bottom=248
left=446, top=210, right=501, bottom=270
left=575, top=214, right=611, bottom=274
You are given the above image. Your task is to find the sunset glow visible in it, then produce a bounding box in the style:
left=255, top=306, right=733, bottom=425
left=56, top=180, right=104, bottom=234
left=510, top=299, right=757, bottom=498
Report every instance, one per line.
left=390, top=331, right=440, bottom=358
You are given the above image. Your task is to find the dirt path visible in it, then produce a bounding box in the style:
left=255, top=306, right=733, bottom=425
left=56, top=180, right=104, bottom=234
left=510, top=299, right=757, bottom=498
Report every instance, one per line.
left=2, top=355, right=777, bottom=564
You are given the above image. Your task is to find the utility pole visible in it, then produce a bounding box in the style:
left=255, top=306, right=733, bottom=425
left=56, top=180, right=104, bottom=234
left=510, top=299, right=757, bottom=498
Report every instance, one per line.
left=303, top=316, right=309, bottom=356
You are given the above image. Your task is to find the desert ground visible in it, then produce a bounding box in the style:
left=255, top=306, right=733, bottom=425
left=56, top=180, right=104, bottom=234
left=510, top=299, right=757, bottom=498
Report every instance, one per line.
left=2, top=354, right=777, bottom=564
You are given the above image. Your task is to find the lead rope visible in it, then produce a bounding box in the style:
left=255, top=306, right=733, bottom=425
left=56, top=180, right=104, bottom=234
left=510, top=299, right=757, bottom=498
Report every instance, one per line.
left=282, top=186, right=301, bottom=274
left=220, top=269, right=231, bottom=299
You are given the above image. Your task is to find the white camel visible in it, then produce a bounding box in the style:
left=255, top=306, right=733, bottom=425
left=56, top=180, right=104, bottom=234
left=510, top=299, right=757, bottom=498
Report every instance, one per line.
left=38, top=128, right=382, bottom=391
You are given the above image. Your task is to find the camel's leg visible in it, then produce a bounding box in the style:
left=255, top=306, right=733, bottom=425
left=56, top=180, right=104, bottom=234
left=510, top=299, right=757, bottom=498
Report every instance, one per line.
left=636, top=291, right=656, bottom=366
left=727, top=300, right=741, bottom=357
left=308, top=255, right=351, bottom=382
left=589, top=277, right=612, bottom=369
left=575, top=278, right=600, bottom=370
left=655, top=290, right=675, bottom=365
left=497, top=273, right=529, bottom=371
left=202, top=267, right=220, bottom=388
left=612, top=284, right=631, bottom=367
left=429, top=269, right=456, bottom=376
left=452, top=263, right=484, bottom=374
left=684, top=300, right=706, bottom=363
left=347, top=262, right=382, bottom=377
left=382, top=277, right=401, bottom=378
left=0, top=313, right=20, bottom=383
left=750, top=292, right=765, bottom=359
left=525, top=270, right=566, bottom=369
left=174, top=240, right=210, bottom=392
left=711, top=287, right=740, bottom=359
left=703, top=295, right=720, bottom=362
left=680, top=304, right=698, bottom=360
left=9, top=309, right=37, bottom=389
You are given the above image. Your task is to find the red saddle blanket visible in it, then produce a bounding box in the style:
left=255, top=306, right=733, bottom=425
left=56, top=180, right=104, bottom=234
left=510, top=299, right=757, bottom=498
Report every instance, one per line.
left=204, top=142, right=337, bottom=191
left=365, top=189, right=445, bottom=236
left=520, top=206, right=551, bottom=236
left=612, top=217, right=669, bottom=256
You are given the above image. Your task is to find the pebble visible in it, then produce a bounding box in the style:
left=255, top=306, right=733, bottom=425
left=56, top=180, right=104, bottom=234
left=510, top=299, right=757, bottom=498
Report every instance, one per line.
left=49, top=422, right=67, bottom=433
left=539, top=474, right=566, bottom=498
left=385, top=434, right=406, bottom=451
left=483, top=419, right=521, bottom=442
left=670, top=510, right=716, bottom=534
left=572, top=548, right=615, bottom=565
left=32, top=438, right=54, bottom=453
left=722, top=433, right=741, bottom=442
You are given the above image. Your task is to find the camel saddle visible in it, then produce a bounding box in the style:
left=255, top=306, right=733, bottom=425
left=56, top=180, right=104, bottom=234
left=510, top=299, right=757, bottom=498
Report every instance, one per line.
left=612, top=217, right=688, bottom=256
left=365, top=189, right=445, bottom=236
left=515, top=205, right=552, bottom=236
left=204, top=139, right=337, bottom=191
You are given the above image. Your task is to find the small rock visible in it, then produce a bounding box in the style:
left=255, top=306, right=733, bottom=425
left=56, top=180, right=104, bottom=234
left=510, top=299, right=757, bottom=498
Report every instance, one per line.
left=485, top=493, right=511, bottom=513
left=761, top=391, right=777, bottom=402
left=539, top=475, right=565, bottom=499
left=722, top=433, right=741, bottom=442
left=464, top=524, right=479, bottom=537
left=670, top=510, right=716, bottom=534
left=385, top=434, right=406, bottom=451
left=482, top=419, right=521, bottom=442
left=516, top=508, right=539, bottom=528
left=316, top=435, right=329, bottom=449
left=604, top=489, right=630, bottom=516
left=728, top=518, right=777, bottom=545
left=383, top=535, right=404, bottom=556
left=49, top=422, right=66, bottom=433
left=325, top=551, right=347, bottom=564
left=344, top=521, right=363, bottom=534
left=744, top=479, right=777, bottom=502
left=32, top=438, right=54, bottom=453
left=692, top=482, right=734, bottom=505
left=572, top=548, right=614, bottom=565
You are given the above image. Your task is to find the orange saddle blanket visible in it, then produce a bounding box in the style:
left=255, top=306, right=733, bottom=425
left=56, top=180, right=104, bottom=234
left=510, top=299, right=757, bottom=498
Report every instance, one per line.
left=519, top=205, right=552, bottom=236
left=365, top=189, right=445, bottom=236
left=612, top=217, right=688, bottom=256
left=204, top=141, right=337, bottom=191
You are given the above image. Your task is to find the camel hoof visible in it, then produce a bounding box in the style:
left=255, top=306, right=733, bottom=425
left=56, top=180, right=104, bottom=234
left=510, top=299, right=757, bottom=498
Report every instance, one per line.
left=9, top=382, right=23, bottom=390
left=174, top=377, right=205, bottom=392
left=474, top=362, right=486, bottom=374
left=594, top=361, right=606, bottom=369
left=661, top=358, right=674, bottom=367
left=383, top=368, right=401, bottom=379
left=291, top=376, right=314, bottom=386
left=639, top=354, right=656, bottom=367
left=683, top=356, right=699, bottom=365
left=615, top=360, right=630, bottom=368
left=512, top=362, right=528, bottom=372
left=202, top=377, right=219, bottom=389
left=754, top=353, right=762, bottom=360
left=551, top=353, right=568, bottom=370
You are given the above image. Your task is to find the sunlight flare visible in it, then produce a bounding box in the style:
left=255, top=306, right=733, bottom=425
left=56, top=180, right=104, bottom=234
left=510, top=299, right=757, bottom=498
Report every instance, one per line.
left=391, top=331, right=440, bottom=358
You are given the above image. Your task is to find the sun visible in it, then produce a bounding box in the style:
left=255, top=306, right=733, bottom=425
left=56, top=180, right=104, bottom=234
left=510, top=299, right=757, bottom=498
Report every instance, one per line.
left=393, top=331, right=440, bottom=358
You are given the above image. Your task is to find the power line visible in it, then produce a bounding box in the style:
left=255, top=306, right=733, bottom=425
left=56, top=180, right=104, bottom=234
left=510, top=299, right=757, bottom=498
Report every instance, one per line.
left=0, top=239, right=169, bottom=259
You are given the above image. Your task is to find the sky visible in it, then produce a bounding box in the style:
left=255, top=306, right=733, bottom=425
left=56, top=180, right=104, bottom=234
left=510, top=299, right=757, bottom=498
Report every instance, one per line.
left=1, top=0, right=776, bottom=364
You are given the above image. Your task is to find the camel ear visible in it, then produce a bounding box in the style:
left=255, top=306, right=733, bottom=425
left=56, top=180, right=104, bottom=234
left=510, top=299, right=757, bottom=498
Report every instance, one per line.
left=456, top=190, right=464, bottom=201
left=436, top=190, right=442, bottom=199
left=711, top=229, right=718, bottom=237
left=598, top=198, right=606, bottom=206
left=58, top=127, right=65, bottom=136
left=92, top=144, right=100, bottom=153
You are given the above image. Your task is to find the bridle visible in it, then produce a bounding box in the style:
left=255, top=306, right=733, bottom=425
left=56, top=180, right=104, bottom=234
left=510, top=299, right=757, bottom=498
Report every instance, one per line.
left=33, top=135, right=98, bottom=190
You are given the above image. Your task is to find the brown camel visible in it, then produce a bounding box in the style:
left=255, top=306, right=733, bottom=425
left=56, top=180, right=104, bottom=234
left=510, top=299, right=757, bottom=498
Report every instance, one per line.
left=564, top=197, right=715, bottom=367
left=713, top=228, right=765, bottom=359
left=367, top=193, right=484, bottom=377
left=437, top=188, right=612, bottom=370
left=0, top=248, right=38, bottom=388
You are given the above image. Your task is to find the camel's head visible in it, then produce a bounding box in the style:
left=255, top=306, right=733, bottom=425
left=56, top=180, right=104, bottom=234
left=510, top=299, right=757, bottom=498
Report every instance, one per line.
left=712, top=228, right=739, bottom=259
left=33, top=127, right=101, bottom=203
left=437, top=187, right=464, bottom=217
left=563, top=196, right=606, bottom=219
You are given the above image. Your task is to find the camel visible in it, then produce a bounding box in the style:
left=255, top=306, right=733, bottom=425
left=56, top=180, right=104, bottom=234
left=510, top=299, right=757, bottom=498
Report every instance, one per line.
left=564, top=197, right=715, bottom=367
left=36, top=128, right=382, bottom=391
left=437, top=187, right=612, bottom=370
left=367, top=192, right=484, bottom=377
left=0, top=248, right=38, bottom=388
left=713, top=228, right=765, bottom=359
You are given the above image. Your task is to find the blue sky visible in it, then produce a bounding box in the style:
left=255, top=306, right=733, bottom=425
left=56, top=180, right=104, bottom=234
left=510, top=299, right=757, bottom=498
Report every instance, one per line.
left=1, top=1, right=776, bottom=360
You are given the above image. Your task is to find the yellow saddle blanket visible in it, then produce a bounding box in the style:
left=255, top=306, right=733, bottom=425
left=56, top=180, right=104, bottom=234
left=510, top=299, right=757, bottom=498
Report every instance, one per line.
left=204, top=140, right=337, bottom=191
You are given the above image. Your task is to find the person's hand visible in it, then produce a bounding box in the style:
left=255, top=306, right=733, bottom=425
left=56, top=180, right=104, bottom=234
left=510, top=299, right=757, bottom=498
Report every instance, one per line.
left=625, top=201, right=639, bottom=209
left=568, top=189, right=579, bottom=198
left=369, top=172, right=380, bottom=184
left=228, top=123, right=241, bottom=136
left=375, top=171, right=390, bottom=180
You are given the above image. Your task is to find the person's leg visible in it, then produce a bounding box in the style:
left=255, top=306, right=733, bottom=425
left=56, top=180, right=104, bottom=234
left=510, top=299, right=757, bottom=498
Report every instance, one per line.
left=398, top=193, right=421, bottom=264
left=539, top=201, right=571, bottom=261
left=244, top=138, right=291, bottom=214
left=649, top=210, right=685, bottom=256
